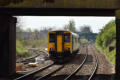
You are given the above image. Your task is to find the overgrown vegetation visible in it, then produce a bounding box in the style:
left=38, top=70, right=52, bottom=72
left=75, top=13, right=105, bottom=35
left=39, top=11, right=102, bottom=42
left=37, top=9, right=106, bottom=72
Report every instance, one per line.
left=16, top=40, right=26, bottom=53
left=22, top=38, right=48, bottom=49
left=16, top=17, right=50, bottom=60
left=16, top=38, right=48, bottom=60
left=95, top=20, right=116, bottom=65
left=16, top=40, right=33, bottom=60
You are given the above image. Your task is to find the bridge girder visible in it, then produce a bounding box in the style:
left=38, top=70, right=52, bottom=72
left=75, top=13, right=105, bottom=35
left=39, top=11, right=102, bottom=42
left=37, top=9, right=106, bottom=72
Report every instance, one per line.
left=0, top=0, right=119, bottom=9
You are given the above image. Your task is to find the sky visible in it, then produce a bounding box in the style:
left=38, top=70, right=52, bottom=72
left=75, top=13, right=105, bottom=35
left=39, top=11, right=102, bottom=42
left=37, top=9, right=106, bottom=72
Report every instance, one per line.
left=17, top=16, right=115, bottom=33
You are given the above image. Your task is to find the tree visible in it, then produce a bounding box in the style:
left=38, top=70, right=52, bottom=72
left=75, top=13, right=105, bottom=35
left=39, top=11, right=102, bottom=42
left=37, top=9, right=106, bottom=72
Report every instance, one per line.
left=16, top=17, right=23, bottom=32
left=80, top=25, right=92, bottom=33
left=26, top=28, right=32, bottom=32
left=34, top=29, right=39, bottom=40
left=64, top=20, right=76, bottom=32
left=16, top=17, right=24, bottom=40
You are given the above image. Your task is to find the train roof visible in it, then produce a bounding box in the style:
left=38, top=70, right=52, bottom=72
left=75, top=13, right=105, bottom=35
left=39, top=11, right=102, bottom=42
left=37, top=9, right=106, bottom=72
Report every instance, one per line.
left=49, top=30, right=79, bottom=37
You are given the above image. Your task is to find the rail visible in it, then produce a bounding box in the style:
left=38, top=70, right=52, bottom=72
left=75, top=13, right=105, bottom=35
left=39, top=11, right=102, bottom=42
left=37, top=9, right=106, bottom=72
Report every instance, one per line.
left=64, top=45, right=88, bottom=80
left=14, top=63, right=54, bottom=80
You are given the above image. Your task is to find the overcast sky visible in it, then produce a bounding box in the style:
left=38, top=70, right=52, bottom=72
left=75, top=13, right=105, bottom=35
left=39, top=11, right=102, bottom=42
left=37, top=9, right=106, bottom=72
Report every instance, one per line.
left=17, top=16, right=115, bottom=33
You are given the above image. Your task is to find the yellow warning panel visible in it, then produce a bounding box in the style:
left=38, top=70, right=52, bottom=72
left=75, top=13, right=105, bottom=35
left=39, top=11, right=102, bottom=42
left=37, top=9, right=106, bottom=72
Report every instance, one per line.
left=57, top=35, right=62, bottom=52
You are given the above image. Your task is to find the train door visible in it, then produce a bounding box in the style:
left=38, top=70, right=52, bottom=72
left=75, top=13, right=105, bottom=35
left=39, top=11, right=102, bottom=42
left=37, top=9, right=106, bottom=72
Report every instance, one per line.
left=57, top=34, right=63, bottom=52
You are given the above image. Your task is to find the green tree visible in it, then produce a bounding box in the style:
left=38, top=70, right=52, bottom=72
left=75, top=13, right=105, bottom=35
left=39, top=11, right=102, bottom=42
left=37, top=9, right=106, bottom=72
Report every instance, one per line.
left=16, top=17, right=24, bottom=40
left=26, top=28, right=32, bottom=32
left=64, top=20, right=76, bottom=32
left=80, top=25, right=92, bottom=33
left=96, top=20, right=116, bottom=48
left=34, top=29, right=39, bottom=40
left=95, top=20, right=116, bottom=65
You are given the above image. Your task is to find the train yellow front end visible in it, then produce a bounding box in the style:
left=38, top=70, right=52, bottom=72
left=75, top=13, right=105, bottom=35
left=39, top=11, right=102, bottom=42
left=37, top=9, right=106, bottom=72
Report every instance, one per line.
left=48, top=30, right=79, bottom=63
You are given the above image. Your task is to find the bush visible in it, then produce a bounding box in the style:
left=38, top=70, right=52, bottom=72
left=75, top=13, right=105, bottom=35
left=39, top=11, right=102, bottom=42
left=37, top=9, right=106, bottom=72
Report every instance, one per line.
left=95, top=20, right=116, bottom=65
left=16, top=40, right=27, bottom=54
left=32, top=44, right=36, bottom=48
left=96, top=20, right=116, bottom=48
left=16, top=38, right=48, bottom=60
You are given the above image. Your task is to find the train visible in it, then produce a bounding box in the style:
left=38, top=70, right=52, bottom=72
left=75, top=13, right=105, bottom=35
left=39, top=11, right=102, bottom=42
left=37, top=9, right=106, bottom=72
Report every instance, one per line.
left=48, top=30, right=79, bottom=63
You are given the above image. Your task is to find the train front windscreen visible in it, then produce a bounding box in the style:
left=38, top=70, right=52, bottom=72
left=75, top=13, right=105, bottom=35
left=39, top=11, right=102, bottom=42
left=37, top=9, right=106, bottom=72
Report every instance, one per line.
left=64, top=33, right=70, bottom=42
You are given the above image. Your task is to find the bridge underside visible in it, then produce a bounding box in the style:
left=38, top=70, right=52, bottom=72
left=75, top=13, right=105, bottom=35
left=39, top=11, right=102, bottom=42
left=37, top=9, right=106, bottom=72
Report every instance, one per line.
left=0, top=8, right=115, bottom=16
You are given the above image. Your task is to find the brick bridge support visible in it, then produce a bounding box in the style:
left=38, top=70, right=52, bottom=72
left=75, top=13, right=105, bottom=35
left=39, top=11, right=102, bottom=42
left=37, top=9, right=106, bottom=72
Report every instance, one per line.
left=115, top=10, right=120, bottom=80
left=0, top=15, right=16, bottom=78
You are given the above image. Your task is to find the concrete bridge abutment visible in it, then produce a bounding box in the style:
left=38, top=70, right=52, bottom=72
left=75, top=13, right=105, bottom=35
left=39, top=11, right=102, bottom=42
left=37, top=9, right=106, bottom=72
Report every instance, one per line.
left=0, top=16, right=16, bottom=77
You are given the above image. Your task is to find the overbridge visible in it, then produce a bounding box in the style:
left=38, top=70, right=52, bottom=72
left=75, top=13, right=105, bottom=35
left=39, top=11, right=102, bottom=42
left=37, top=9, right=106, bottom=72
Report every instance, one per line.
left=0, top=0, right=119, bottom=79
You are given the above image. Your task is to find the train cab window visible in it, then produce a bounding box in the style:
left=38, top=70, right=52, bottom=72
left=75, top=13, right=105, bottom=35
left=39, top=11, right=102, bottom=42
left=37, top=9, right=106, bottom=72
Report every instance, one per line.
left=64, top=34, right=70, bottom=42
left=49, top=34, right=55, bottom=42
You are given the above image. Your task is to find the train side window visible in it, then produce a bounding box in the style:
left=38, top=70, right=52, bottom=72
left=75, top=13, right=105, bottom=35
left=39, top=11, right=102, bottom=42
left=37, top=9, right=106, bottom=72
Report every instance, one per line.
left=49, top=34, right=55, bottom=42
left=64, top=34, right=70, bottom=42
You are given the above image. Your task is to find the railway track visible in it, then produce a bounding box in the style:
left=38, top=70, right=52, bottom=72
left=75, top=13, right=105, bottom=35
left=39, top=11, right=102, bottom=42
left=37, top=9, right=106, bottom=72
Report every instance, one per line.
left=15, top=45, right=98, bottom=80
left=64, top=45, right=88, bottom=80
left=16, top=50, right=49, bottom=64
left=64, top=44, right=98, bottom=80
left=14, top=62, right=64, bottom=80
left=14, top=63, right=54, bottom=80
left=88, top=44, right=98, bottom=80
left=36, top=65, right=64, bottom=80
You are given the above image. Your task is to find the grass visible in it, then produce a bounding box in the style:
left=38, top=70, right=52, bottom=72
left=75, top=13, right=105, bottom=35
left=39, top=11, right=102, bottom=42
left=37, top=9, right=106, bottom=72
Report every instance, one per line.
left=22, top=38, right=48, bottom=49
left=95, top=20, right=116, bottom=65
left=16, top=40, right=27, bottom=53
left=16, top=38, right=48, bottom=60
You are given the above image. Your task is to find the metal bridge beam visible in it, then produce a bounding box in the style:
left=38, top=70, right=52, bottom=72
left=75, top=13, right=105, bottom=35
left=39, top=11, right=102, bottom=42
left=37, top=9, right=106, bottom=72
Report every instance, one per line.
left=115, top=10, right=120, bottom=80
